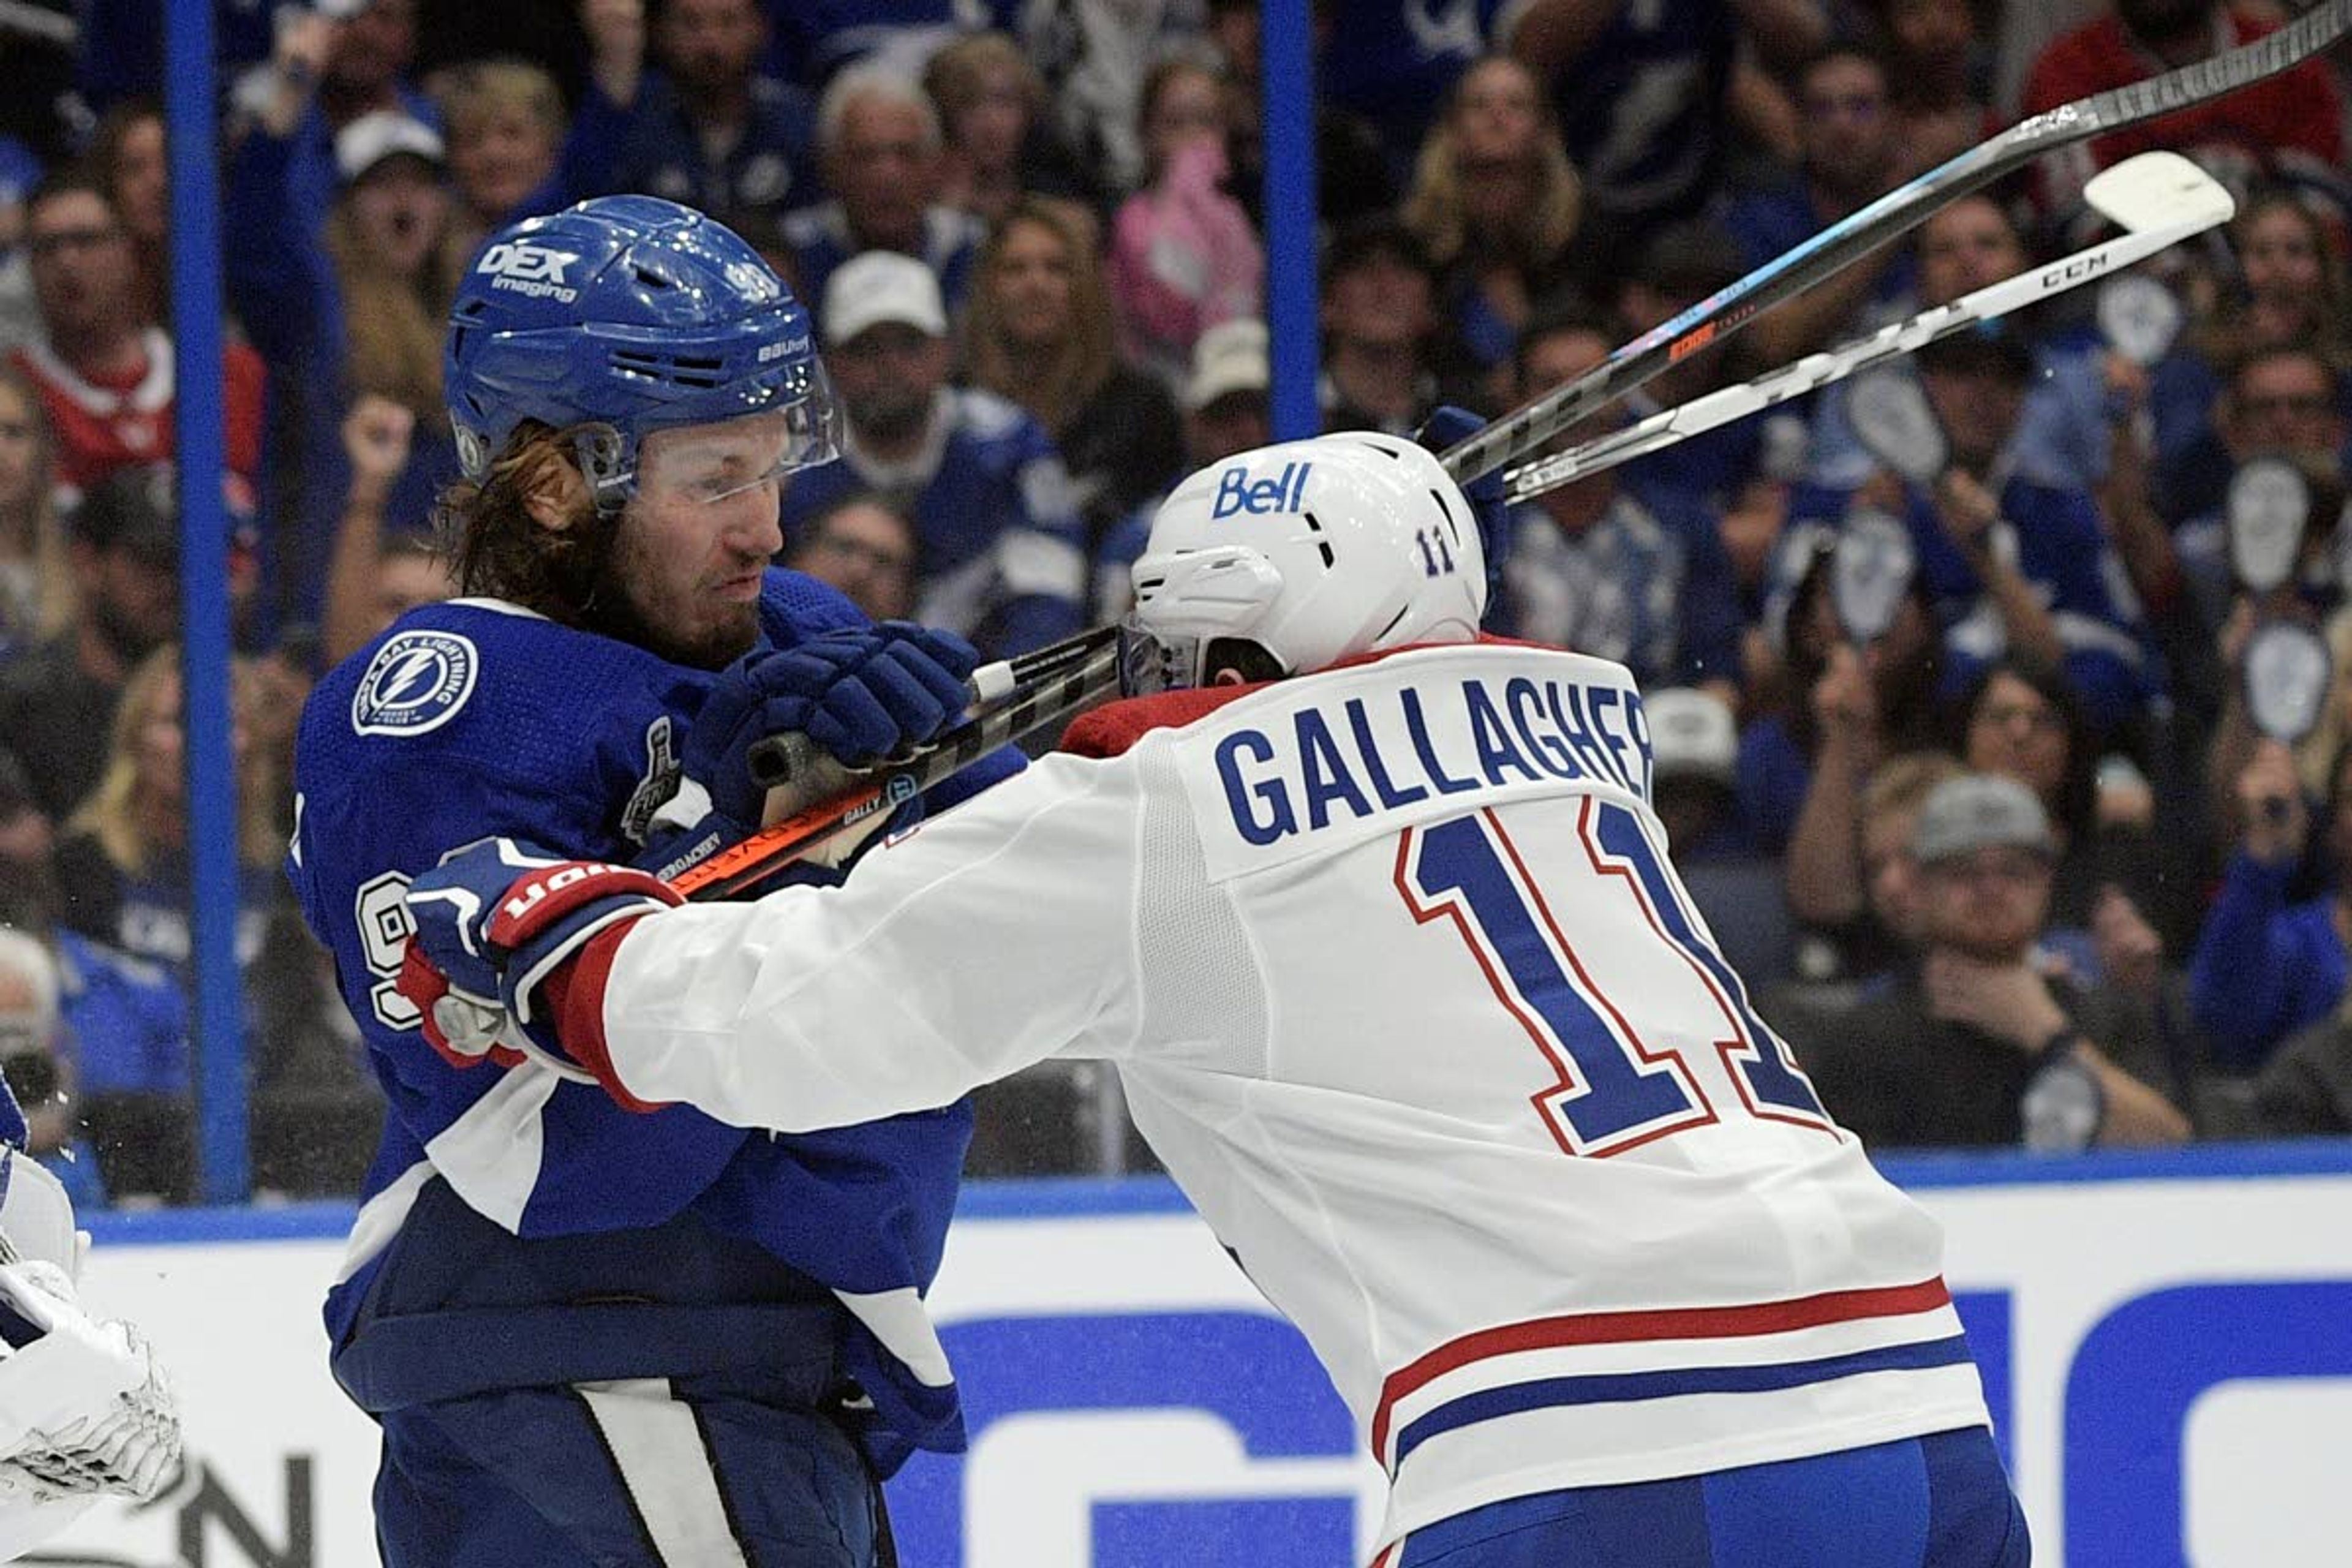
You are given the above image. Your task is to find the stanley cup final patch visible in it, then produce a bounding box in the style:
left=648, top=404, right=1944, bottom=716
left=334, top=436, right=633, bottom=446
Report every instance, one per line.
left=352, top=630, right=480, bottom=737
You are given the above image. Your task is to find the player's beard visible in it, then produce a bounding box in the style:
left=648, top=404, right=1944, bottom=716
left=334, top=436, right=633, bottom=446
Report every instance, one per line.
left=582, top=519, right=761, bottom=672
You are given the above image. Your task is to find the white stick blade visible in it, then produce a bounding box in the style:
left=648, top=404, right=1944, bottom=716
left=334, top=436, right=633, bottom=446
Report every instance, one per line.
left=2084, top=150, right=2234, bottom=233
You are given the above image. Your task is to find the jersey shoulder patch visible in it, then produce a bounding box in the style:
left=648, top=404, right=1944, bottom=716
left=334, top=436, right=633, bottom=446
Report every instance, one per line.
left=350, top=628, right=480, bottom=737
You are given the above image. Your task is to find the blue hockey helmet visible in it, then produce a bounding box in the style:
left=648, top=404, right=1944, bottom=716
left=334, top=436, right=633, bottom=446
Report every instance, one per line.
left=443, top=195, right=838, bottom=508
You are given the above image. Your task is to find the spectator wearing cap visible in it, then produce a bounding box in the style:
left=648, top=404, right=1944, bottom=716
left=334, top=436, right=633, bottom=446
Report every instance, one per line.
left=962, top=197, right=1182, bottom=556
left=1490, top=299, right=1743, bottom=703
left=1781, top=323, right=2160, bottom=740
left=0, top=467, right=180, bottom=821
left=10, top=173, right=268, bottom=514
left=783, top=66, right=985, bottom=328
left=1319, top=215, right=1458, bottom=437
left=0, top=361, right=69, bottom=649
left=780, top=250, right=1085, bottom=659
left=1650, top=684, right=1799, bottom=989
left=226, top=1, right=439, bottom=292
left=609, top=0, right=821, bottom=231
left=1796, top=771, right=2191, bottom=1150
left=1648, top=688, right=1744, bottom=861
left=1398, top=54, right=1585, bottom=411
left=1093, top=317, right=1275, bottom=622
left=228, top=97, right=459, bottom=640
left=1106, top=56, right=1264, bottom=389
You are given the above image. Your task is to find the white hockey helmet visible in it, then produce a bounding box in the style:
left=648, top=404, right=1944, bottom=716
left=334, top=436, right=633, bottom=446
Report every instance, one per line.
left=1128, top=432, right=1487, bottom=689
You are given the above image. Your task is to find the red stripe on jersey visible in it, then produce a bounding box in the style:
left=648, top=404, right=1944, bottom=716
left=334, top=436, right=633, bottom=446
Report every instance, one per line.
left=1370, top=1276, right=1953, bottom=1461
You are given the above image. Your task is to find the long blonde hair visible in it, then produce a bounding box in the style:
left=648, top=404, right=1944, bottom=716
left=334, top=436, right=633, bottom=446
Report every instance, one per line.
left=2192, top=187, right=2352, bottom=374
left=67, top=646, right=282, bottom=876
left=1398, top=56, right=1581, bottom=274
left=0, top=365, right=74, bottom=638
left=961, top=198, right=1115, bottom=437
left=327, top=208, right=455, bottom=430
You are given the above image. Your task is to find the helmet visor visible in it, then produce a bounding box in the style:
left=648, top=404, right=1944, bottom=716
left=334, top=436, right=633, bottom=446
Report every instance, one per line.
left=1118, top=614, right=1197, bottom=695
left=628, top=364, right=841, bottom=507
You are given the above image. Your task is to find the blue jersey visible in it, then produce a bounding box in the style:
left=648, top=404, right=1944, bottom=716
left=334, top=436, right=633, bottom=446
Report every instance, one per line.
left=1782, top=477, right=2161, bottom=734
left=782, top=388, right=1088, bottom=658
left=783, top=203, right=984, bottom=330
left=1506, top=0, right=1733, bottom=226
left=287, top=570, right=975, bottom=1469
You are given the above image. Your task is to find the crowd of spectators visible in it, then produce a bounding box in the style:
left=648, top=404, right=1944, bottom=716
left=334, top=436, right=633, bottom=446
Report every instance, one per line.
left=2, top=0, right=2352, bottom=1202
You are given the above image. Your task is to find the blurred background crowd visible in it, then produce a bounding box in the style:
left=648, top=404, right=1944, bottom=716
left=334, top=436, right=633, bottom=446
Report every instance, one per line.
left=1, top=0, right=2351, bottom=1205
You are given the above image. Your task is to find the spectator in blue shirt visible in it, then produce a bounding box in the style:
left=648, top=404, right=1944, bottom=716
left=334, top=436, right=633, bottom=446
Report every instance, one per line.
left=1718, top=40, right=1912, bottom=366
left=1784, top=327, right=2162, bottom=738
left=1488, top=300, right=1743, bottom=701
left=784, top=66, right=984, bottom=326
left=611, top=0, right=821, bottom=225
left=782, top=250, right=1085, bottom=658
left=2190, top=739, right=2352, bottom=1073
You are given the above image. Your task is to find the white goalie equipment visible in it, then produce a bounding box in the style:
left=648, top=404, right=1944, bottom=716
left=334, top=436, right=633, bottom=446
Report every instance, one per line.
left=0, top=1150, right=179, bottom=1559
left=1131, top=433, right=1488, bottom=690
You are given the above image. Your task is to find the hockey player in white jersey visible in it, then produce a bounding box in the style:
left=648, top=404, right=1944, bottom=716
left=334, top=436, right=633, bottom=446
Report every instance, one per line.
left=398, top=432, right=2029, bottom=1566
left=0, top=1064, right=177, bottom=1561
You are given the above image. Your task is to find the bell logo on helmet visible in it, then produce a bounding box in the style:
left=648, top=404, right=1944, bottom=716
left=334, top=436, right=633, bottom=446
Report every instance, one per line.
left=476, top=241, right=579, bottom=303
left=1210, top=461, right=1312, bottom=520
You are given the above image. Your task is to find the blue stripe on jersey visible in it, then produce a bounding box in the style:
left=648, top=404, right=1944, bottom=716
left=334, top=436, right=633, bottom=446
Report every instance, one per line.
left=1393, top=1334, right=1977, bottom=1465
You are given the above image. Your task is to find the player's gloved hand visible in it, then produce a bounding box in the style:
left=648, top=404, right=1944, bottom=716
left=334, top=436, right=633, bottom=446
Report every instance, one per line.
left=396, top=837, right=682, bottom=1077
left=682, top=622, right=978, bottom=831
left=1414, top=404, right=1510, bottom=606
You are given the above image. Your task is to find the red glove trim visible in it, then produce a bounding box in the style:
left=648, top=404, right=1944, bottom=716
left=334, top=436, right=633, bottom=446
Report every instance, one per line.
left=484, top=861, right=682, bottom=952
left=399, top=943, right=481, bottom=1071
left=542, top=916, right=671, bottom=1113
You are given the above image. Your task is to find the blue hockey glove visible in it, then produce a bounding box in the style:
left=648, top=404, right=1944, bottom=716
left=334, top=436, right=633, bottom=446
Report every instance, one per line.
left=682, top=622, right=978, bottom=831
left=396, top=838, right=682, bottom=1076
left=1414, top=404, right=1510, bottom=608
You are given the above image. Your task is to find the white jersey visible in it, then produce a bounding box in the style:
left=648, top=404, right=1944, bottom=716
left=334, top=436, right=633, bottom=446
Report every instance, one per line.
left=596, top=643, right=1990, bottom=1550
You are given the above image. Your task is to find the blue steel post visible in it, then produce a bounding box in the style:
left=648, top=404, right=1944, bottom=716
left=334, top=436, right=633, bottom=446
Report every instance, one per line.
left=1261, top=0, right=1319, bottom=441
left=166, top=3, right=249, bottom=1202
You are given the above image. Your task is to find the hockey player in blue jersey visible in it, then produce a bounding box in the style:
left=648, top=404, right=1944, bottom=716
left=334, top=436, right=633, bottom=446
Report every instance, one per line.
left=285, top=195, right=1001, bottom=1567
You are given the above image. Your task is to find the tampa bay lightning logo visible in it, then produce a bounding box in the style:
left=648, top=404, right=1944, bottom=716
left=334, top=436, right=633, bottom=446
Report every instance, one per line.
left=352, top=630, right=480, bottom=737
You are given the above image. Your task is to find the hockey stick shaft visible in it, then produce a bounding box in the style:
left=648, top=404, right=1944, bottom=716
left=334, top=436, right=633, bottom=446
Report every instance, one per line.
left=673, top=639, right=1123, bottom=901
left=1438, top=0, right=2352, bottom=487
left=1501, top=203, right=2226, bottom=502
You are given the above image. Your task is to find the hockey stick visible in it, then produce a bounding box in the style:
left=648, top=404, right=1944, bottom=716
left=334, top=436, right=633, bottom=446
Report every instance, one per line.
left=1500, top=151, right=2235, bottom=502
left=739, top=622, right=1121, bottom=793
left=671, top=633, right=1123, bottom=902
left=1438, top=0, right=2352, bottom=488
left=684, top=151, right=2229, bottom=897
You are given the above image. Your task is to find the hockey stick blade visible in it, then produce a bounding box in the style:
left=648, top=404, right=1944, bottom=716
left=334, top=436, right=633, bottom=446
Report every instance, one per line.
left=1441, top=1, right=2350, bottom=488
left=1501, top=156, right=2234, bottom=503
left=674, top=639, right=1124, bottom=902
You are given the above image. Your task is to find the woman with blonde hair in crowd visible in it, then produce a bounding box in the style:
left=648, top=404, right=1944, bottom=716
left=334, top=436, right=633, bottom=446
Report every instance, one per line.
left=0, top=362, right=71, bottom=647
left=51, top=645, right=287, bottom=1202
left=1398, top=53, right=1584, bottom=408
left=924, top=31, right=1095, bottom=230
left=964, top=195, right=1182, bottom=546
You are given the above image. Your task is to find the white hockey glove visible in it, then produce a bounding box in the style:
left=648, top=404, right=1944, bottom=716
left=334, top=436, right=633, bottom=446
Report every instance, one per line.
left=0, top=1259, right=180, bottom=1504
